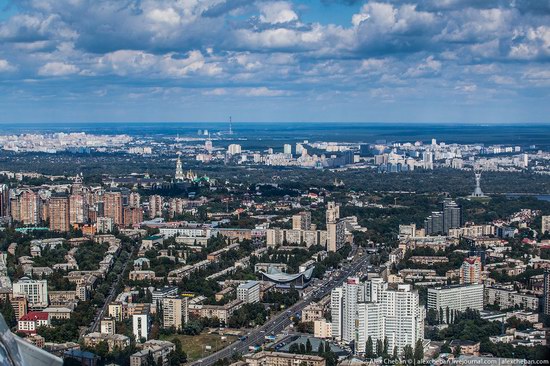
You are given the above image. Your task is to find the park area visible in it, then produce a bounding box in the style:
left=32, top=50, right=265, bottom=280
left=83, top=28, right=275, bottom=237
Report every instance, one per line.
left=161, top=332, right=238, bottom=361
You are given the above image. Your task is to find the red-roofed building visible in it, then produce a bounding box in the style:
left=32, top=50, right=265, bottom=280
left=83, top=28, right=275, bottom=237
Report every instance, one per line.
left=17, top=311, right=50, bottom=334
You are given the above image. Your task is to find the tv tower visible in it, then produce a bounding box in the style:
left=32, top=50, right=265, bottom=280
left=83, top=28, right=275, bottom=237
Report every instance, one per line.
left=229, top=116, right=233, bottom=135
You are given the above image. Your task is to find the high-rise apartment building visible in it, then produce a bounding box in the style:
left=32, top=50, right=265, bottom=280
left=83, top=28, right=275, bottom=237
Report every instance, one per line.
left=227, top=144, right=242, bottom=155
left=292, top=211, right=312, bottom=231
left=124, top=207, right=143, bottom=227
left=296, top=143, right=304, bottom=155
left=149, top=195, right=163, bottom=218
left=357, top=283, right=424, bottom=355
left=0, top=184, right=9, bottom=217
left=460, top=256, right=482, bottom=285
left=132, top=307, right=150, bottom=342
left=283, top=144, right=292, bottom=155
left=542, top=216, right=550, bottom=235
left=162, top=296, right=188, bottom=330
left=10, top=189, right=40, bottom=225
left=48, top=196, right=70, bottom=232
left=103, top=191, right=123, bottom=226
left=331, top=287, right=344, bottom=340
left=544, top=270, right=550, bottom=316
left=342, top=278, right=359, bottom=343
left=69, top=194, right=88, bottom=225
left=425, top=200, right=463, bottom=235
left=443, top=199, right=462, bottom=234
left=327, top=202, right=345, bottom=252
left=332, top=278, right=424, bottom=355
left=129, top=191, right=141, bottom=208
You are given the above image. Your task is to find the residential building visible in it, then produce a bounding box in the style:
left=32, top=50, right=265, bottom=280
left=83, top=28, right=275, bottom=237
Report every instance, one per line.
left=314, top=319, right=332, bottom=339
left=103, top=191, right=123, bottom=226
left=130, top=340, right=175, bottom=366
left=10, top=189, right=40, bottom=225
left=237, top=281, right=260, bottom=304
left=292, top=211, right=311, bottom=231
left=17, top=311, right=50, bottom=334
left=149, top=195, right=163, bottom=218
left=327, top=202, right=345, bottom=252
left=162, top=296, right=188, bottom=330
left=132, top=307, right=150, bottom=342
left=356, top=283, right=424, bottom=355
left=427, top=284, right=484, bottom=322
left=484, top=286, right=540, bottom=311
left=243, top=351, right=326, bottom=366
left=48, top=196, right=70, bottom=232
left=542, top=215, right=550, bottom=235
left=10, top=296, right=27, bottom=321
left=460, top=257, right=482, bottom=285
left=100, top=318, right=116, bottom=335
left=69, top=194, right=88, bottom=225
left=96, top=216, right=114, bottom=233
left=301, top=303, right=324, bottom=323
left=13, top=278, right=48, bottom=309
left=0, top=184, right=8, bottom=217
left=330, top=287, right=344, bottom=340
left=544, top=270, right=550, bottom=316
left=83, top=333, right=130, bottom=352
left=108, top=302, right=123, bottom=321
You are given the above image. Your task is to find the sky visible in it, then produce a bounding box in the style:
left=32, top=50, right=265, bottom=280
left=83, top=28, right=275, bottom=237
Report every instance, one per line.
left=0, top=0, right=549, bottom=124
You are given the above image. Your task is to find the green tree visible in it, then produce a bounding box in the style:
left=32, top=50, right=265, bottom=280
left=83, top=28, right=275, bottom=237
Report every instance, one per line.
left=375, top=339, right=383, bottom=357
left=365, top=336, right=374, bottom=359
left=403, top=345, right=414, bottom=362
left=0, top=299, right=16, bottom=328
left=413, top=339, right=424, bottom=365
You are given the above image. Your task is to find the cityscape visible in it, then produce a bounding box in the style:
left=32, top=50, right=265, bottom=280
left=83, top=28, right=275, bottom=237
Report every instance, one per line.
left=1, top=1, right=550, bottom=366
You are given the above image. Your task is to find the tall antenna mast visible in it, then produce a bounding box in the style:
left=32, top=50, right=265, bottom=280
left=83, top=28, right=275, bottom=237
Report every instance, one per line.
left=229, top=116, right=233, bottom=135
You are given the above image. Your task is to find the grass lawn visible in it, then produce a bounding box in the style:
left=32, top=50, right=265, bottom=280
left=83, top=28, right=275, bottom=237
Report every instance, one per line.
left=160, top=332, right=238, bottom=361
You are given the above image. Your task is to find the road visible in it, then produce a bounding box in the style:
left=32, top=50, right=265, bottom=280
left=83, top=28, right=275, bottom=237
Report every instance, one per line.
left=81, top=245, right=136, bottom=337
left=191, top=249, right=371, bottom=366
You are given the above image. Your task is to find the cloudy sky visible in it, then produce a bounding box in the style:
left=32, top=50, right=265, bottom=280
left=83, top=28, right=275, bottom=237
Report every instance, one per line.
left=0, top=0, right=549, bottom=123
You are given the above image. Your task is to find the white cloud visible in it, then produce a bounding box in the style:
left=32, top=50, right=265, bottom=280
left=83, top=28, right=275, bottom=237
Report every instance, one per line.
left=203, top=88, right=227, bottom=96
left=242, top=87, right=288, bottom=96
left=147, top=8, right=181, bottom=26
left=405, top=56, right=441, bottom=77
left=38, top=62, right=79, bottom=76
left=97, top=50, right=221, bottom=78
left=258, top=1, right=298, bottom=24
left=0, top=59, right=16, bottom=72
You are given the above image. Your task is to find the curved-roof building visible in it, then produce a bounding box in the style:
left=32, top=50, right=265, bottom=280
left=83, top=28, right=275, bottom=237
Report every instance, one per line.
left=260, top=266, right=314, bottom=289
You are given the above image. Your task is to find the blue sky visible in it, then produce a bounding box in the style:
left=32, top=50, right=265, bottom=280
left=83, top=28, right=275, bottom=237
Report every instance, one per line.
left=0, top=0, right=549, bottom=123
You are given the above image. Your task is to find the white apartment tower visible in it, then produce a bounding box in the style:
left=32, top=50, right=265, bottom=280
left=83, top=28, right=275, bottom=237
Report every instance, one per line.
left=331, top=287, right=344, bottom=340
left=333, top=278, right=424, bottom=356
